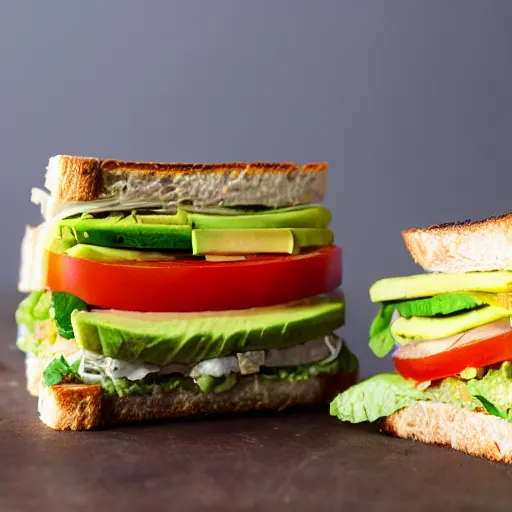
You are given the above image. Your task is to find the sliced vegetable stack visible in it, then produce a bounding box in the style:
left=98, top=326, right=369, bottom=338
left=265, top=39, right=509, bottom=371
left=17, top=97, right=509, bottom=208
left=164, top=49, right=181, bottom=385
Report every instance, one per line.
left=17, top=155, right=357, bottom=430
left=330, top=211, right=512, bottom=464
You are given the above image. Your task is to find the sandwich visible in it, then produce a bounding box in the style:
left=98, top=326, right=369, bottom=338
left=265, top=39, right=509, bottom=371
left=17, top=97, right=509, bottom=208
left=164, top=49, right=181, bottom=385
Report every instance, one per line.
left=16, top=155, right=357, bottom=430
left=330, top=212, right=512, bottom=463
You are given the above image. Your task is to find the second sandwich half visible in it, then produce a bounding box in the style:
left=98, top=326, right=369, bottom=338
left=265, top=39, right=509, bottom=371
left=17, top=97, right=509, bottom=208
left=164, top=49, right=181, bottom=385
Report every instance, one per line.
left=16, top=155, right=358, bottom=430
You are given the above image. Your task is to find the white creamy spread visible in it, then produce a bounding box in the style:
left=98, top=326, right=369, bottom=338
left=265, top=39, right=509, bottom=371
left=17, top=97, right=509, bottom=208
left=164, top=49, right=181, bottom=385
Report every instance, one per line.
left=77, top=335, right=342, bottom=384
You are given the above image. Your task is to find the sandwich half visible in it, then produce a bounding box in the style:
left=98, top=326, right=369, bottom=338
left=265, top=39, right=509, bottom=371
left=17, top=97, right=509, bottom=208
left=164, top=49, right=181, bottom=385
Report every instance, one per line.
left=330, top=212, right=512, bottom=463
left=16, top=155, right=357, bottom=430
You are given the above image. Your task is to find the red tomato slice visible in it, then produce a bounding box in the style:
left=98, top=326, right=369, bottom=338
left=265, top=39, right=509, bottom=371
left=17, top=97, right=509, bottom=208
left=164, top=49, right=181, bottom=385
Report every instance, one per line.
left=47, top=246, right=342, bottom=312
left=393, top=319, right=512, bottom=382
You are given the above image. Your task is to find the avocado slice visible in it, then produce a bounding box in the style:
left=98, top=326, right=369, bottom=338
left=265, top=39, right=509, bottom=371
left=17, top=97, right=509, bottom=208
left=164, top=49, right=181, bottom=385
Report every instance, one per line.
left=188, top=206, right=332, bottom=229
left=391, top=305, right=510, bottom=342
left=66, top=244, right=179, bottom=262
left=59, top=213, right=192, bottom=251
left=55, top=208, right=333, bottom=253
left=192, top=228, right=333, bottom=255
left=71, top=297, right=345, bottom=365
left=133, top=209, right=189, bottom=225
left=370, top=272, right=512, bottom=303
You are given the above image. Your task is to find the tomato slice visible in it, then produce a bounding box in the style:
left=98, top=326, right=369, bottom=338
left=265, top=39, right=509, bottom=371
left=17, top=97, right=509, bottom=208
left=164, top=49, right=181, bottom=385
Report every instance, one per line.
left=47, top=246, right=342, bottom=312
left=393, top=319, right=512, bottom=381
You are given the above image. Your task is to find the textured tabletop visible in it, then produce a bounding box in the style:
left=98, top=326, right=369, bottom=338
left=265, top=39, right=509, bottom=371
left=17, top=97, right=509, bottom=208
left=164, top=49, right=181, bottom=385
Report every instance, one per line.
left=1, top=299, right=512, bottom=512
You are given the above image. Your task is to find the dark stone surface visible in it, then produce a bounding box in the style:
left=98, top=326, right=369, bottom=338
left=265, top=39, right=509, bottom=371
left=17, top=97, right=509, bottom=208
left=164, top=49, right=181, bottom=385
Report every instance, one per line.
left=2, top=316, right=512, bottom=511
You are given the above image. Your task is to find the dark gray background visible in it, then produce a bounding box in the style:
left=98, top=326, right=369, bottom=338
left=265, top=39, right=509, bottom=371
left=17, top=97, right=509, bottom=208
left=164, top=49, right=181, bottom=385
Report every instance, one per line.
left=1, top=1, right=512, bottom=376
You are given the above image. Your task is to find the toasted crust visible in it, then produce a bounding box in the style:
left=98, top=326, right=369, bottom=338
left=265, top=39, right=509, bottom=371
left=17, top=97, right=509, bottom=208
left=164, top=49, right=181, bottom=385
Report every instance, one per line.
left=38, top=372, right=356, bottom=431
left=39, top=384, right=103, bottom=430
left=46, top=155, right=328, bottom=208
left=402, top=212, right=512, bottom=273
left=100, top=159, right=328, bottom=174
left=51, top=155, right=102, bottom=203
left=382, top=402, right=512, bottom=464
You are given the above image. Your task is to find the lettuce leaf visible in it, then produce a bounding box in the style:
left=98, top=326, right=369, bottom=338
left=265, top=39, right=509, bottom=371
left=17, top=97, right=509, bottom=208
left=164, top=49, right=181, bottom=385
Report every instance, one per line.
left=330, top=373, right=481, bottom=423
left=16, top=292, right=54, bottom=355
left=395, top=293, right=483, bottom=318
left=43, top=356, right=81, bottom=386
left=51, top=292, right=88, bottom=339
left=467, top=362, right=512, bottom=420
left=15, top=291, right=51, bottom=332
left=330, top=374, right=425, bottom=423
left=368, top=304, right=395, bottom=358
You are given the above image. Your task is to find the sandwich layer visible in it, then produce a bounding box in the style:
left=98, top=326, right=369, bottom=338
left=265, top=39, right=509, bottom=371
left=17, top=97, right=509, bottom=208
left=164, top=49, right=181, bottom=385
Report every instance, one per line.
left=45, top=155, right=328, bottom=211
left=383, top=402, right=512, bottom=464
left=38, top=371, right=357, bottom=430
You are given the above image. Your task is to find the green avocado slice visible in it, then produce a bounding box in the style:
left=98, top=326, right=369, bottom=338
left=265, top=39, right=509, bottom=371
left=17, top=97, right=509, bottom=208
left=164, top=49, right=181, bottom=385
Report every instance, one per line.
left=66, top=244, right=180, bottom=262
left=71, top=297, right=345, bottom=365
left=370, top=272, right=512, bottom=303
left=391, top=305, right=510, bottom=342
left=56, top=207, right=333, bottom=253
left=192, top=228, right=333, bottom=255
left=59, top=213, right=192, bottom=251
left=188, top=206, right=332, bottom=229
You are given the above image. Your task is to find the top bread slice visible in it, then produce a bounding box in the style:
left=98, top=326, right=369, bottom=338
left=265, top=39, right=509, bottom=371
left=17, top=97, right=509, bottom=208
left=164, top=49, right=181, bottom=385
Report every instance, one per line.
left=382, top=401, right=512, bottom=464
left=44, top=155, right=328, bottom=210
left=402, top=212, right=512, bottom=273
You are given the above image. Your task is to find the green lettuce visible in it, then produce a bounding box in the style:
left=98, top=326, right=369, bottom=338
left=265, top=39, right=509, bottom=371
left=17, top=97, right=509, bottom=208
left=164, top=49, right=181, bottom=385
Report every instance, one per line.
left=330, top=373, right=482, bottom=423
left=51, top=292, right=88, bottom=339
left=43, top=356, right=81, bottom=387
left=330, top=374, right=425, bottom=422
left=16, top=291, right=87, bottom=355
left=467, top=362, right=512, bottom=421
left=394, top=293, right=483, bottom=318
left=368, top=304, right=395, bottom=358
left=16, top=292, right=53, bottom=354
left=16, top=291, right=51, bottom=331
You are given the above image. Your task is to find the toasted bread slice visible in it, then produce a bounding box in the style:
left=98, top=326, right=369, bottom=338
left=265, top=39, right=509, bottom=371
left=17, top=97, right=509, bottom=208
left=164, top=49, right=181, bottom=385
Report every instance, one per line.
left=402, top=212, right=512, bottom=273
left=38, top=372, right=356, bottom=431
left=45, top=155, right=328, bottom=209
left=382, top=402, right=512, bottom=463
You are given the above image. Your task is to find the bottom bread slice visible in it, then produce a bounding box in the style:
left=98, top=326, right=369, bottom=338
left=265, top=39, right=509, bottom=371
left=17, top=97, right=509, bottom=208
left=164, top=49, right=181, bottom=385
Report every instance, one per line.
left=38, top=372, right=357, bottom=430
left=382, top=402, right=512, bottom=463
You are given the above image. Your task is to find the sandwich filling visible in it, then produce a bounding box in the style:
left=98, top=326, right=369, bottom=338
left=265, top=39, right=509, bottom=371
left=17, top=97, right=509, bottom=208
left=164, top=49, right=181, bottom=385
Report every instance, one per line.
left=331, top=272, right=512, bottom=423
left=17, top=167, right=356, bottom=400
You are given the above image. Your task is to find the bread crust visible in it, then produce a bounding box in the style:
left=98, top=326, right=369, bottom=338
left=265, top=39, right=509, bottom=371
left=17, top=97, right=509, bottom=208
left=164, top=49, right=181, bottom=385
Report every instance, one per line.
left=51, top=155, right=102, bottom=203
left=47, top=155, right=328, bottom=207
left=39, top=384, right=103, bottom=431
left=402, top=212, right=512, bottom=273
left=382, top=402, right=512, bottom=463
left=38, top=372, right=356, bottom=431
